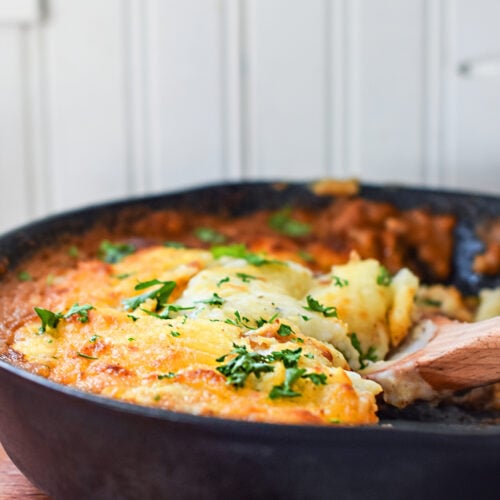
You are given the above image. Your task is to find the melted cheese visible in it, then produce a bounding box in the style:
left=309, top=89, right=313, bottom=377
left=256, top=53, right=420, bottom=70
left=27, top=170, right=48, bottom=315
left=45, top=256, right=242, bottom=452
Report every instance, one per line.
left=8, top=246, right=416, bottom=425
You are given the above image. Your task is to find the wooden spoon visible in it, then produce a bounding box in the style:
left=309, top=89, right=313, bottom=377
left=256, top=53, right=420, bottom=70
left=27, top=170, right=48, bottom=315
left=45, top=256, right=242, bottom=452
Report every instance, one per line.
left=363, top=315, right=500, bottom=408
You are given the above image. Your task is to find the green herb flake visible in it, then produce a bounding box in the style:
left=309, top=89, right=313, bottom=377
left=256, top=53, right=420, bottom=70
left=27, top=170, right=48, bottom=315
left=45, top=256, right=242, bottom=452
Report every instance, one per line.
left=302, top=372, right=327, bottom=385
left=153, top=394, right=161, bottom=402
left=277, top=324, right=294, bottom=337
left=300, top=315, right=311, bottom=322
left=122, top=279, right=176, bottom=311
left=419, top=297, right=442, bottom=307
left=348, top=332, right=378, bottom=369
left=304, top=353, right=315, bottom=359
left=141, top=304, right=194, bottom=320
left=99, top=240, right=135, bottom=264
left=127, top=337, right=135, bottom=342
left=269, top=367, right=306, bottom=399
left=376, top=266, right=392, bottom=287
left=216, top=344, right=275, bottom=388
left=64, top=303, right=95, bottom=323
left=127, top=314, right=139, bottom=322
left=89, top=334, right=101, bottom=343
left=255, top=313, right=279, bottom=328
left=34, top=307, right=63, bottom=334
left=194, top=227, right=226, bottom=244
left=236, top=272, right=258, bottom=283
left=17, top=270, right=32, bottom=282
left=268, top=208, right=311, bottom=238
left=225, top=311, right=255, bottom=330
left=170, top=331, right=181, bottom=338
left=77, top=352, right=98, bottom=360
left=68, top=246, right=79, bottom=258
left=304, top=295, right=338, bottom=318
left=217, top=276, right=230, bottom=287
left=164, top=241, right=186, bottom=249
left=198, top=293, right=225, bottom=306
left=297, top=250, right=314, bottom=262
left=158, top=372, right=176, bottom=380
left=217, top=345, right=326, bottom=398
left=211, top=244, right=281, bottom=267
left=114, top=272, right=134, bottom=280
left=332, top=275, right=349, bottom=287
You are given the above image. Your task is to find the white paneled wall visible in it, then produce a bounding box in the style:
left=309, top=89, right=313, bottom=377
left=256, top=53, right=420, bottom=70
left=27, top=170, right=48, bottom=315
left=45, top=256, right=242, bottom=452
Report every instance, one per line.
left=0, top=0, right=499, bottom=233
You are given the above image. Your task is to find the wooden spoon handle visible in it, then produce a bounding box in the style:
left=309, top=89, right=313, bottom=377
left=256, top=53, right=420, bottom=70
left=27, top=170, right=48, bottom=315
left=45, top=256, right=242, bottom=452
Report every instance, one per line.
left=416, top=316, right=500, bottom=391
left=365, top=316, right=500, bottom=407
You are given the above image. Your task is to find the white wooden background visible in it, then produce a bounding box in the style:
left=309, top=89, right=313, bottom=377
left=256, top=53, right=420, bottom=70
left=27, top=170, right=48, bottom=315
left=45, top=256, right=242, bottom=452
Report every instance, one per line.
left=1, top=0, right=499, bottom=233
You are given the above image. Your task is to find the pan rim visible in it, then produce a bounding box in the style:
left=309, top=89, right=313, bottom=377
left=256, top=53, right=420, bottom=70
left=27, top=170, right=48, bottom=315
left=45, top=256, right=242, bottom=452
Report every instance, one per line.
left=1, top=355, right=499, bottom=439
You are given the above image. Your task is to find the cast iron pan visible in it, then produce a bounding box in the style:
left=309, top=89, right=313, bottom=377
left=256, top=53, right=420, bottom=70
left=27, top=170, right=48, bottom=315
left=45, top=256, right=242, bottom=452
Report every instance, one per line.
left=0, top=182, right=499, bottom=500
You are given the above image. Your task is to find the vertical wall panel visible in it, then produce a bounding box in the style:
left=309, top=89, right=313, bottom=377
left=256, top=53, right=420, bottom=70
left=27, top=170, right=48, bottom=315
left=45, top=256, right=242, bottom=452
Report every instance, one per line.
left=44, top=0, right=128, bottom=211
left=356, top=0, right=424, bottom=184
left=452, top=0, right=500, bottom=194
left=0, top=28, right=30, bottom=231
left=147, top=0, right=227, bottom=192
left=245, top=0, right=327, bottom=179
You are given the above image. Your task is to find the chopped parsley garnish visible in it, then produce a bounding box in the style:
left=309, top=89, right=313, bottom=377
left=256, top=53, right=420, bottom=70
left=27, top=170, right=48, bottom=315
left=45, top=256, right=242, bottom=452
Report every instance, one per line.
left=198, top=293, right=225, bottom=306
left=236, top=272, right=258, bottom=283
left=68, top=246, right=79, bottom=258
left=194, top=227, right=226, bottom=244
left=216, top=345, right=326, bottom=399
left=348, top=332, right=378, bottom=369
left=217, top=276, right=230, bottom=287
left=224, top=311, right=255, bottom=329
left=127, top=314, right=139, bottom=321
left=115, top=272, right=134, bottom=280
left=419, top=297, right=442, bottom=307
left=302, top=372, right=327, bottom=385
left=35, top=303, right=95, bottom=334
left=76, top=352, right=98, bottom=360
left=255, top=313, right=279, bottom=328
left=332, top=275, right=349, bottom=287
left=269, top=368, right=305, bottom=399
left=34, top=307, right=62, bottom=334
left=141, top=304, right=194, bottom=320
left=301, top=315, right=311, bottom=322
left=269, top=348, right=303, bottom=368
left=268, top=208, right=311, bottom=237
left=164, top=241, right=186, bottom=249
left=123, top=279, right=176, bottom=311
left=170, top=330, right=181, bottom=337
left=211, top=244, right=281, bottom=267
left=216, top=344, right=276, bottom=388
left=297, top=250, right=314, bottom=262
left=65, top=303, right=94, bottom=323
left=17, top=270, right=32, bottom=281
left=304, top=295, right=338, bottom=318
left=89, top=334, right=101, bottom=343
left=158, top=372, right=176, bottom=380
left=376, top=266, right=392, bottom=286
left=277, top=324, right=293, bottom=337
left=127, top=337, right=135, bottom=342
left=304, top=353, right=315, bottom=359
left=99, top=240, right=135, bottom=264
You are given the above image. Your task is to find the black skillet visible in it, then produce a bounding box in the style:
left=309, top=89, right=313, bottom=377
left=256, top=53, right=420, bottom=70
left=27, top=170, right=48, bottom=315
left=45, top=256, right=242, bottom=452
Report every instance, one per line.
left=0, top=182, right=499, bottom=500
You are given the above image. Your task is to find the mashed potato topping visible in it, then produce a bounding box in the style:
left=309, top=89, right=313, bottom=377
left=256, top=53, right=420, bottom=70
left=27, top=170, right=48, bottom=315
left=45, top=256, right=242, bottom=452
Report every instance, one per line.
left=4, top=244, right=425, bottom=425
